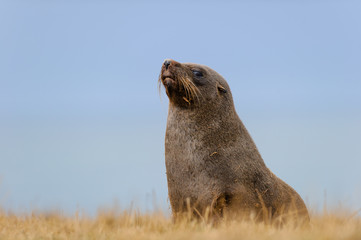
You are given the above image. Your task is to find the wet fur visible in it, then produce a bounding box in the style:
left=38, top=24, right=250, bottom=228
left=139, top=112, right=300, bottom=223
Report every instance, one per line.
left=160, top=60, right=309, bottom=224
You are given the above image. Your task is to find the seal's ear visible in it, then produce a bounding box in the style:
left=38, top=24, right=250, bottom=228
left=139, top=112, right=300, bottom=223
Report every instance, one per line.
left=217, top=85, right=227, bottom=93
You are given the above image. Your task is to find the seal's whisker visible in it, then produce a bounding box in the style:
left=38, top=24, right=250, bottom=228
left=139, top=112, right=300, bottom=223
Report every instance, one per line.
left=179, top=77, right=191, bottom=101
left=184, top=81, right=194, bottom=100
left=183, top=97, right=191, bottom=105
left=180, top=76, right=195, bottom=102
left=184, top=77, right=202, bottom=102
left=158, top=76, right=163, bottom=97
left=187, top=79, right=195, bottom=99
left=179, top=75, right=202, bottom=103
left=180, top=74, right=201, bottom=102
left=188, top=80, right=203, bottom=101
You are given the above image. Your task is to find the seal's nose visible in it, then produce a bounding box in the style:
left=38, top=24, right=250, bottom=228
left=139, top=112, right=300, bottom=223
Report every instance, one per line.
left=164, top=60, right=171, bottom=69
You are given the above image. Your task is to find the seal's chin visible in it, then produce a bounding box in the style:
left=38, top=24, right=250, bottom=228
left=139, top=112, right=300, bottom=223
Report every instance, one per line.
left=161, top=76, right=177, bottom=98
left=163, top=77, right=175, bottom=88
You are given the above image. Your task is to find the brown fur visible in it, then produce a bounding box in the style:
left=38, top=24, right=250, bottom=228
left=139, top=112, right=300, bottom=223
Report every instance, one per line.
left=159, top=59, right=309, bottom=224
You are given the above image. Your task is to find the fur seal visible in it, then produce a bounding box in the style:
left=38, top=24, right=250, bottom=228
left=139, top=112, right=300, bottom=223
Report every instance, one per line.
left=159, top=59, right=309, bottom=224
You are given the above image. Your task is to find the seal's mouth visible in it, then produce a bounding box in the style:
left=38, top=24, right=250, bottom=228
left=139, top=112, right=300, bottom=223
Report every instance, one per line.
left=161, top=66, right=176, bottom=90
left=163, top=77, right=175, bottom=88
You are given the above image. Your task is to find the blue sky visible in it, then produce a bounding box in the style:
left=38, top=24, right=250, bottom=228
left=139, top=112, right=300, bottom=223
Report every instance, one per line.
left=0, top=1, right=360, bottom=215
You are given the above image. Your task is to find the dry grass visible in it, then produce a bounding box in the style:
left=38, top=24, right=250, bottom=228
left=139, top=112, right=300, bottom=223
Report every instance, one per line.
left=0, top=208, right=360, bottom=240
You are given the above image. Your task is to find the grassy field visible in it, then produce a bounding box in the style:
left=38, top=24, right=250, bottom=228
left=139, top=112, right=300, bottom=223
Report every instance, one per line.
left=0, top=208, right=360, bottom=240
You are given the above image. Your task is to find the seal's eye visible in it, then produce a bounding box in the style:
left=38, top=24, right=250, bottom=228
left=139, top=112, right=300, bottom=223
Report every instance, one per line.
left=192, top=70, right=203, bottom=77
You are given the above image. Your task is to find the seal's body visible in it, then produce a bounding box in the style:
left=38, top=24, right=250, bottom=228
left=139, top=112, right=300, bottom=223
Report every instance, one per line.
left=159, top=59, right=309, bottom=223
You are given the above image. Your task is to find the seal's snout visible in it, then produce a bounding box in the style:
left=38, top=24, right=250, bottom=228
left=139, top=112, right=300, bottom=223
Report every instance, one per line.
left=160, top=59, right=192, bottom=100
left=162, top=59, right=181, bottom=70
left=161, top=59, right=177, bottom=87
left=164, top=59, right=171, bottom=70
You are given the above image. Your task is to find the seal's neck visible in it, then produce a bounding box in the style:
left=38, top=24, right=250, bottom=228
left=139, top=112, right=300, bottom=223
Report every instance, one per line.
left=168, top=102, right=236, bottom=125
left=166, top=103, right=265, bottom=167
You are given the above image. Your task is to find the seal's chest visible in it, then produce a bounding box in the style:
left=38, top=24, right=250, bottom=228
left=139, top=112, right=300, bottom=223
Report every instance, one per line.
left=165, top=120, right=209, bottom=178
left=165, top=133, right=204, bottom=172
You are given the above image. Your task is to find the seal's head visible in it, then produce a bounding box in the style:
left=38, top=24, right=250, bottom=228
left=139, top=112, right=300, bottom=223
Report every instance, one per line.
left=159, top=59, right=233, bottom=109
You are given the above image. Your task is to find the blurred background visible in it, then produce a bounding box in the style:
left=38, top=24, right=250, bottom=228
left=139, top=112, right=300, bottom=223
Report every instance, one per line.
left=0, top=0, right=360, bottom=215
